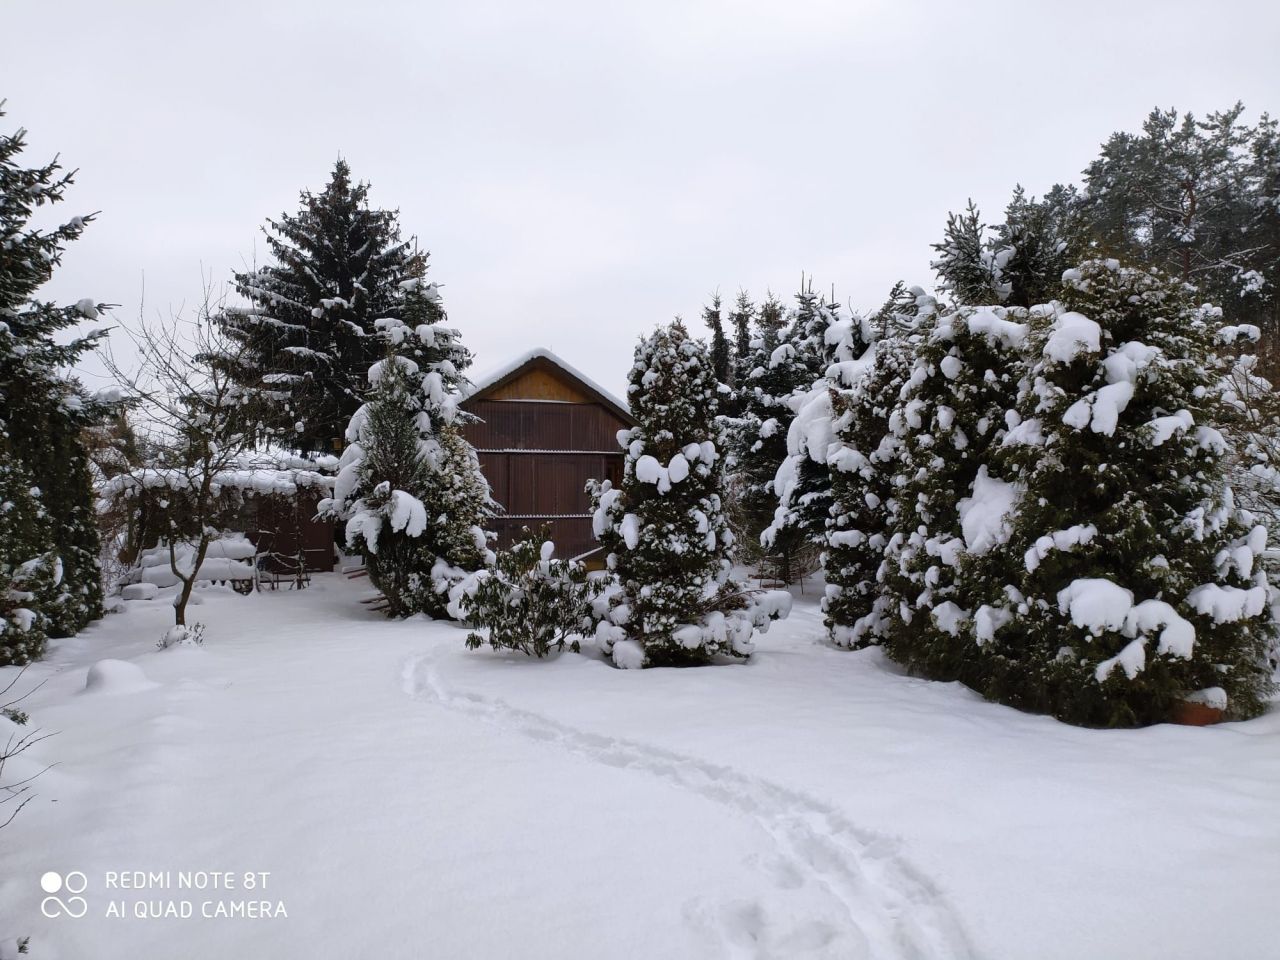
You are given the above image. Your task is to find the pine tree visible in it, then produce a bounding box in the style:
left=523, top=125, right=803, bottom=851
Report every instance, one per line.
left=590, top=320, right=787, bottom=668
left=212, top=160, right=427, bottom=454
left=879, top=295, right=1030, bottom=678
left=330, top=309, right=490, bottom=619
left=0, top=105, right=108, bottom=647
left=963, top=260, right=1275, bottom=725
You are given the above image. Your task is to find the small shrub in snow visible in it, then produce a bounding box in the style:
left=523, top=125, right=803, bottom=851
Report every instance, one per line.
left=591, top=320, right=790, bottom=668
left=158, top=622, right=205, bottom=649
left=451, top=532, right=599, bottom=658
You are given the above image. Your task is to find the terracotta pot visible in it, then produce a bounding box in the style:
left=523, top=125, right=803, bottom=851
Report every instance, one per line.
left=1169, top=700, right=1224, bottom=726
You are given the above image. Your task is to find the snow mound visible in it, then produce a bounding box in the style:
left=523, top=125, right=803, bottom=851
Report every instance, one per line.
left=83, top=659, right=156, bottom=695
left=121, top=582, right=159, bottom=601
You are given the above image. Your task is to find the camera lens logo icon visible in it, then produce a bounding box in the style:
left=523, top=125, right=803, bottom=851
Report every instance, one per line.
left=40, top=871, right=88, bottom=919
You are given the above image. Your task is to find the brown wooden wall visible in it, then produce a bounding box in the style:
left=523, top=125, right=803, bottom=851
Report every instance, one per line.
left=462, top=392, right=631, bottom=560
left=465, top=400, right=625, bottom=452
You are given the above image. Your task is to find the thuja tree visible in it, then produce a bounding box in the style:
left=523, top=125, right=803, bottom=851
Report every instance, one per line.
left=591, top=320, right=788, bottom=668
left=824, top=289, right=928, bottom=648
left=964, top=260, right=1276, bottom=726
left=879, top=296, right=1030, bottom=678
left=0, top=105, right=109, bottom=645
left=212, top=160, right=429, bottom=454
left=332, top=315, right=491, bottom=619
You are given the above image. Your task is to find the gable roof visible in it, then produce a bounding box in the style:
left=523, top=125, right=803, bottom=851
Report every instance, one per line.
left=462, top=348, right=633, bottom=424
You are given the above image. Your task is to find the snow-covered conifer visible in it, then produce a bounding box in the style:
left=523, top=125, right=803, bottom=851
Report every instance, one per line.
left=590, top=320, right=788, bottom=668
left=703, top=293, right=732, bottom=386
left=212, top=160, right=429, bottom=454
left=330, top=310, right=490, bottom=619
left=0, top=107, right=109, bottom=643
left=765, top=291, right=875, bottom=553
left=823, top=289, right=927, bottom=648
left=964, top=260, right=1275, bottom=725
left=878, top=295, right=1030, bottom=676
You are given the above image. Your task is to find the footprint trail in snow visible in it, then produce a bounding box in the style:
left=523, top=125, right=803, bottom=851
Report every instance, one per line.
left=402, top=652, right=973, bottom=960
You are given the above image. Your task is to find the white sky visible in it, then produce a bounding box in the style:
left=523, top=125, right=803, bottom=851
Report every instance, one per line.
left=5, top=0, right=1279, bottom=395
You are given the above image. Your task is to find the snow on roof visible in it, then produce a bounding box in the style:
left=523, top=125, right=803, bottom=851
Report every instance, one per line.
left=462, top=347, right=630, bottom=414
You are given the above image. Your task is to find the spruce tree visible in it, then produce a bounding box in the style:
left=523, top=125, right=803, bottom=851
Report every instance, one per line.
left=213, top=160, right=427, bottom=454
left=330, top=308, right=490, bottom=619
left=963, top=260, right=1275, bottom=725
left=0, top=430, right=58, bottom=665
left=0, top=106, right=107, bottom=645
left=931, top=201, right=1011, bottom=306
left=590, top=320, right=787, bottom=668
left=703, top=293, right=732, bottom=386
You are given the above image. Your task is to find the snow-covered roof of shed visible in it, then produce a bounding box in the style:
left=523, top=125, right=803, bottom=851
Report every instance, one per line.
left=462, top=348, right=632, bottom=420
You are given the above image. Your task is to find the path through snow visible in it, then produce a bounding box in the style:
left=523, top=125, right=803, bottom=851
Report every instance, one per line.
left=403, top=649, right=972, bottom=960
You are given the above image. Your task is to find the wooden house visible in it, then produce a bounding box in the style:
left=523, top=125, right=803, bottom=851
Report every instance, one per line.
left=460, top=349, right=634, bottom=560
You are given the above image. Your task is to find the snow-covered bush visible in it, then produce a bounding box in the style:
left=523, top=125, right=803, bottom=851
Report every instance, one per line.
left=450, top=532, right=599, bottom=658
left=328, top=328, right=492, bottom=619
left=877, top=296, right=1030, bottom=677
left=590, top=320, right=790, bottom=668
left=158, top=622, right=205, bottom=649
left=962, top=260, right=1276, bottom=725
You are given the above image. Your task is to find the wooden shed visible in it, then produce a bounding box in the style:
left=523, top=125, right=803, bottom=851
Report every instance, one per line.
left=460, top=349, right=634, bottom=560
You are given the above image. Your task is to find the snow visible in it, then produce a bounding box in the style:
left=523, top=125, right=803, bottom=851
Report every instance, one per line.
left=387, top=489, right=428, bottom=537
left=82, top=659, right=156, bottom=695
left=957, top=466, right=1019, bottom=554
left=1024, top=524, right=1097, bottom=573
left=965, top=307, right=1028, bottom=349
left=121, top=582, right=159, bottom=601
left=1057, top=578, right=1133, bottom=632
left=1186, top=582, right=1269, bottom=624
left=1043, top=311, right=1101, bottom=363
left=3, top=581, right=1279, bottom=960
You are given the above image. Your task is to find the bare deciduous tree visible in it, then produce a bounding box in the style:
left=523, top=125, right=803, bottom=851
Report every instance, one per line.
left=100, top=287, right=274, bottom=633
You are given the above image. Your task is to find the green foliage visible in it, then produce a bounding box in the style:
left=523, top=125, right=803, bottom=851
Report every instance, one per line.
left=591, top=320, right=768, bottom=668
left=0, top=105, right=108, bottom=655
left=212, top=160, right=436, bottom=454
left=824, top=293, right=924, bottom=647
left=337, top=347, right=491, bottom=620
left=962, top=261, right=1276, bottom=725
left=877, top=297, right=1030, bottom=676
left=456, top=531, right=598, bottom=657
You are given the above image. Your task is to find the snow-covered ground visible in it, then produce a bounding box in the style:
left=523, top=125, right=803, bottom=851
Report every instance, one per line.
left=1, top=574, right=1277, bottom=959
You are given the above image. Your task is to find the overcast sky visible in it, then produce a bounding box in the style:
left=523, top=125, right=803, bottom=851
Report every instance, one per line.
left=5, top=0, right=1280, bottom=395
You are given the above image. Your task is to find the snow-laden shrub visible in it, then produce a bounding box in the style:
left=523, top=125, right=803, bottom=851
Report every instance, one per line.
left=450, top=532, right=599, bottom=658
left=960, top=260, right=1276, bottom=725
left=590, top=320, right=791, bottom=668
left=158, top=622, right=204, bottom=649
